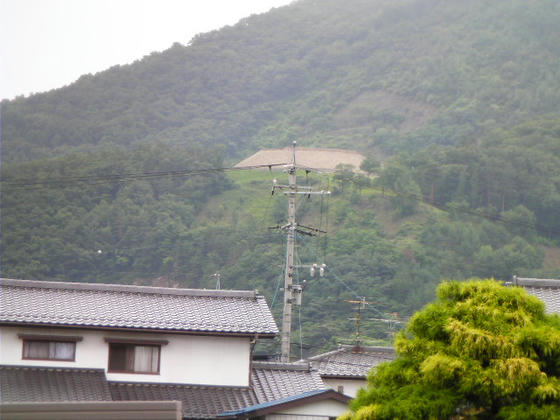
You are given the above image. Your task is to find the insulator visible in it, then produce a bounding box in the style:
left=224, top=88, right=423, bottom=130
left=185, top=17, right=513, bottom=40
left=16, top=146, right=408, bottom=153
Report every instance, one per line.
left=293, top=284, right=303, bottom=305
left=319, top=267, right=325, bottom=277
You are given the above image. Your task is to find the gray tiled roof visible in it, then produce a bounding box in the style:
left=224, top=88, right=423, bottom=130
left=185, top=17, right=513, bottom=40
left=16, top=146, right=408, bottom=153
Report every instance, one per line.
left=250, top=361, right=327, bottom=402
left=219, top=389, right=351, bottom=418
left=0, top=365, right=112, bottom=402
left=0, top=362, right=330, bottom=419
left=111, top=363, right=329, bottom=418
left=110, top=382, right=258, bottom=419
left=0, top=278, right=278, bottom=336
left=307, top=345, right=395, bottom=378
left=512, top=277, right=560, bottom=314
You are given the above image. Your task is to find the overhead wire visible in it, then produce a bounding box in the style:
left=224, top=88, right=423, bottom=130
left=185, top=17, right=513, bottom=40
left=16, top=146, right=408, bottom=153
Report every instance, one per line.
left=4, top=159, right=558, bottom=236
left=323, top=176, right=330, bottom=261
left=0, top=163, right=290, bottom=189
left=296, top=231, right=392, bottom=321
left=270, top=234, right=287, bottom=310
left=5, top=159, right=556, bottom=340
left=271, top=171, right=409, bottom=334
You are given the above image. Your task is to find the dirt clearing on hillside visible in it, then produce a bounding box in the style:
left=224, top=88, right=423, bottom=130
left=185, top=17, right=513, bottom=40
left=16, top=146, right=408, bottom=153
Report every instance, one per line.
left=235, top=147, right=365, bottom=172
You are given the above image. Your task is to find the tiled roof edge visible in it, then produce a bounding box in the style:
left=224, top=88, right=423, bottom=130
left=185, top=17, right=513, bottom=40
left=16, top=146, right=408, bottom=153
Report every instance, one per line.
left=108, top=381, right=252, bottom=390
left=306, top=345, right=395, bottom=362
left=513, top=277, right=560, bottom=288
left=0, top=364, right=106, bottom=374
left=0, top=278, right=257, bottom=299
left=218, top=389, right=350, bottom=417
left=305, top=348, right=342, bottom=361
left=251, top=361, right=310, bottom=371
left=339, top=344, right=395, bottom=353
left=0, top=320, right=278, bottom=336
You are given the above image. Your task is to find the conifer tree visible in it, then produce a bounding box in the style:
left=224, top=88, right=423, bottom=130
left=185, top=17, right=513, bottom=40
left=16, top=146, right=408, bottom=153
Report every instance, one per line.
left=341, top=280, right=560, bottom=420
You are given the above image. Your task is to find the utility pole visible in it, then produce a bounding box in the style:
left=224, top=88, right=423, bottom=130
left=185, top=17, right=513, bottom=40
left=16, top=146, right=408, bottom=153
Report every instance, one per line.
left=271, top=141, right=329, bottom=362
left=282, top=146, right=297, bottom=363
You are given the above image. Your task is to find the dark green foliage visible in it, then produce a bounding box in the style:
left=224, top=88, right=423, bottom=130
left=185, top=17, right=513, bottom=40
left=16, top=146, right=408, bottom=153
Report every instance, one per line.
left=387, top=117, right=560, bottom=237
left=0, top=144, right=229, bottom=283
left=377, top=162, right=421, bottom=217
left=359, top=158, right=380, bottom=175
left=343, top=280, right=560, bottom=420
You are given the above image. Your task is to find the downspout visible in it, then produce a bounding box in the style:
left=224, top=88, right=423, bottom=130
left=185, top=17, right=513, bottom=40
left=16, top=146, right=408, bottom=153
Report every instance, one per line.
left=249, top=334, right=258, bottom=387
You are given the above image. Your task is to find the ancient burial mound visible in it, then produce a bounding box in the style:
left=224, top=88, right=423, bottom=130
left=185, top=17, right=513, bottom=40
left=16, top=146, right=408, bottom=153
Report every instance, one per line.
left=235, top=147, right=365, bottom=172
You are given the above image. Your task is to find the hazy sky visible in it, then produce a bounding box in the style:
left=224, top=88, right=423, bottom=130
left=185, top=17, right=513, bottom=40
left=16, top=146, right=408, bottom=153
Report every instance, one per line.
left=0, top=0, right=294, bottom=100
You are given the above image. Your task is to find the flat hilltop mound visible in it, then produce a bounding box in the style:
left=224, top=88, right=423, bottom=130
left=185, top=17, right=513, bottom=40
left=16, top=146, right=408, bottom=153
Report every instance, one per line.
left=235, top=147, right=365, bottom=171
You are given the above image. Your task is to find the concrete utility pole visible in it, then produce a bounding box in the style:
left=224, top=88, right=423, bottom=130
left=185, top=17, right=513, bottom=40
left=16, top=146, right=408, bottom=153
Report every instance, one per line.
left=272, top=142, right=329, bottom=362
left=281, top=144, right=297, bottom=362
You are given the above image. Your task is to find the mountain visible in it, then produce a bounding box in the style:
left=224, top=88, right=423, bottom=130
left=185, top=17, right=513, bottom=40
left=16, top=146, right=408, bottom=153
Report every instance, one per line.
left=2, top=0, right=560, bottom=357
left=2, top=0, right=560, bottom=162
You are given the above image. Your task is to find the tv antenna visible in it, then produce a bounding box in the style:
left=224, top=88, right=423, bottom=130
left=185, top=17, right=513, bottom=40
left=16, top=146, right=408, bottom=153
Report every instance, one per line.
left=346, top=297, right=371, bottom=350
left=212, top=273, right=221, bottom=290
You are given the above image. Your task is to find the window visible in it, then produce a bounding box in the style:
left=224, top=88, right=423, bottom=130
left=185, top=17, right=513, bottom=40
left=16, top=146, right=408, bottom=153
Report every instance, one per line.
left=19, top=334, right=82, bottom=361
left=23, top=341, right=75, bottom=360
left=106, top=338, right=168, bottom=374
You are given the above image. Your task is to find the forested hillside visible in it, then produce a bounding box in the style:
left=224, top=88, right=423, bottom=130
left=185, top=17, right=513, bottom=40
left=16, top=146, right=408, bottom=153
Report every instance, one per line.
left=3, top=0, right=560, bottom=161
left=2, top=0, right=560, bottom=357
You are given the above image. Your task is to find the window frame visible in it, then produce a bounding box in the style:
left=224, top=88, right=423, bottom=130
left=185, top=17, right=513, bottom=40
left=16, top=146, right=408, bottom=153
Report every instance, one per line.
left=19, top=334, right=82, bottom=362
left=105, top=337, right=168, bottom=375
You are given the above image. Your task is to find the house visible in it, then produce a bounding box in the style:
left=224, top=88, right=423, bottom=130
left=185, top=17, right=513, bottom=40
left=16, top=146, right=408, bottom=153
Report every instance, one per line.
left=511, top=276, right=560, bottom=314
left=306, top=345, right=395, bottom=397
left=0, top=278, right=349, bottom=419
left=0, top=278, right=277, bottom=386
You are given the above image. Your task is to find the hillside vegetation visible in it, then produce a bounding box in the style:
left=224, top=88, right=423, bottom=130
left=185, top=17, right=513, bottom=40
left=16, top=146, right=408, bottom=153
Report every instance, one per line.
left=2, top=0, right=560, bottom=357
left=3, top=0, right=560, bottom=161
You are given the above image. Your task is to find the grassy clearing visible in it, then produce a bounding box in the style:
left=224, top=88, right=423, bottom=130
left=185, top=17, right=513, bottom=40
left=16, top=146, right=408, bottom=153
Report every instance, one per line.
left=199, top=169, right=444, bottom=252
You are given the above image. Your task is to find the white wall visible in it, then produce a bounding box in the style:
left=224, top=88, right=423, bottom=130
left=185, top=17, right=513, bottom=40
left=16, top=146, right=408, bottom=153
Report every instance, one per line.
left=274, top=398, right=349, bottom=417
left=323, top=378, right=367, bottom=398
left=0, top=326, right=251, bottom=386
left=267, top=415, right=331, bottom=420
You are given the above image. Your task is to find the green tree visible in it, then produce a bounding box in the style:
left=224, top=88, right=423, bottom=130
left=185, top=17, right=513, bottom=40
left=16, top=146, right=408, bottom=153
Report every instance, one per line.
left=360, top=157, right=381, bottom=175
left=333, top=164, right=356, bottom=193
left=342, top=280, right=560, bottom=420
left=377, top=162, right=421, bottom=217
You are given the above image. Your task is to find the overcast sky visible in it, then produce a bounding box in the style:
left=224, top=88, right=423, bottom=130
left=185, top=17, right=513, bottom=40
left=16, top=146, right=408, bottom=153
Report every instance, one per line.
left=0, top=0, right=294, bottom=100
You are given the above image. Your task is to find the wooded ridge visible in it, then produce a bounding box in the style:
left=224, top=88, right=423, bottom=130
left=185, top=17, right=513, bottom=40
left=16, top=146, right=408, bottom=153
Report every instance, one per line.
left=2, top=0, right=559, bottom=357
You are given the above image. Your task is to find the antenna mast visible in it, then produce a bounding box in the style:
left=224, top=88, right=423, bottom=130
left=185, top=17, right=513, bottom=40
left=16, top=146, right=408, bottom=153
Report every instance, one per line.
left=346, top=297, right=370, bottom=350
left=272, top=141, right=330, bottom=362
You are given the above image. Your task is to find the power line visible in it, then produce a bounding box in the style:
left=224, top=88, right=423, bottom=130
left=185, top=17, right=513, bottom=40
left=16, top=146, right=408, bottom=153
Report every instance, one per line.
left=4, top=158, right=557, bottom=237
left=0, top=163, right=289, bottom=189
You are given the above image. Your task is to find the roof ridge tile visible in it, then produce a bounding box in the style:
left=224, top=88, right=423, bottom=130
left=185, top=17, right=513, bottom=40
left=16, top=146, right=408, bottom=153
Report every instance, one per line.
left=0, top=278, right=257, bottom=298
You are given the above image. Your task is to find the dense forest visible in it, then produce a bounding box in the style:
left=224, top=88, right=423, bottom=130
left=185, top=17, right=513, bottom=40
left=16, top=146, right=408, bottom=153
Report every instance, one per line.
left=2, top=0, right=560, bottom=358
